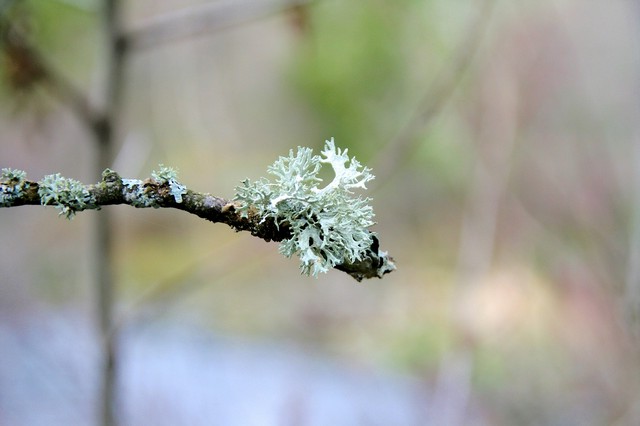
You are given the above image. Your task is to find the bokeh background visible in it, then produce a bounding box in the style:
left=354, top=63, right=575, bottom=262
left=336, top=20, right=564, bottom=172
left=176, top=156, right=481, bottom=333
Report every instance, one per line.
left=2, top=0, right=640, bottom=424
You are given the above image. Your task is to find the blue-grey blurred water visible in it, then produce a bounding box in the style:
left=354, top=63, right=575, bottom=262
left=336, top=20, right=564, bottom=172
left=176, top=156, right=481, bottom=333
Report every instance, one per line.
left=0, top=310, right=485, bottom=426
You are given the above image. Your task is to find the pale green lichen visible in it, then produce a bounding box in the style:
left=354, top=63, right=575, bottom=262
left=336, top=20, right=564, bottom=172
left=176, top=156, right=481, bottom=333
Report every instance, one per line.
left=152, top=164, right=187, bottom=203
left=122, top=178, right=157, bottom=208
left=0, top=168, right=29, bottom=206
left=122, top=165, right=187, bottom=208
left=38, top=173, right=95, bottom=219
left=1, top=168, right=27, bottom=182
left=234, top=138, right=376, bottom=277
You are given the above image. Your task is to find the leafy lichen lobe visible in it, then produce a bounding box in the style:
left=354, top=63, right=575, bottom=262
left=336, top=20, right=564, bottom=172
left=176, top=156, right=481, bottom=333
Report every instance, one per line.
left=37, top=173, right=95, bottom=219
left=234, top=138, right=376, bottom=277
left=152, top=165, right=187, bottom=203
left=0, top=168, right=29, bottom=206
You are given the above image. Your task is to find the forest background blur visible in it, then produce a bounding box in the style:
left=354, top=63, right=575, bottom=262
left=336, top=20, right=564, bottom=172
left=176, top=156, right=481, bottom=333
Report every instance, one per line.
left=1, top=0, right=639, bottom=425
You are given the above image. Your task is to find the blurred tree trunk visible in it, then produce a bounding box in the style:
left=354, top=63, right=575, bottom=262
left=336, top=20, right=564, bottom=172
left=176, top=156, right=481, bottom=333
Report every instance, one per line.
left=95, top=1, right=127, bottom=424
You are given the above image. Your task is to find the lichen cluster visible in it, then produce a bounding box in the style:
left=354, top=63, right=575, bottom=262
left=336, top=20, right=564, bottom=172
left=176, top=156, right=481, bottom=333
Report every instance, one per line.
left=234, top=138, right=376, bottom=277
left=123, top=165, right=187, bottom=208
left=152, top=165, right=187, bottom=203
left=121, top=178, right=156, bottom=208
left=38, top=173, right=95, bottom=219
left=0, top=168, right=29, bottom=206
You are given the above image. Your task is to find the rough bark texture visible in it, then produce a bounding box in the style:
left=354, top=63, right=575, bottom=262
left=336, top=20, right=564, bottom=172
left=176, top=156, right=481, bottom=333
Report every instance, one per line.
left=1, top=169, right=395, bottom=281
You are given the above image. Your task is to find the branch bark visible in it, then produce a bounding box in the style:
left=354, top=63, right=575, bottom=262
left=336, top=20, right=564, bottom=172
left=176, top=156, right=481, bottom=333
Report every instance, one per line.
left=0, top=168, right=395, bottom=281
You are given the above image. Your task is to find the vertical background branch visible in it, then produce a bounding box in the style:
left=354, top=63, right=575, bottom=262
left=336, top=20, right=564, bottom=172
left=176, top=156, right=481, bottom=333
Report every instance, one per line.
left=0, top=1, right=127, bottom=423
left=429, top=34, right=519, bottom=426
left=95, top=1, right=127, bottom=425
left=625, top=0, right=640, bottom=338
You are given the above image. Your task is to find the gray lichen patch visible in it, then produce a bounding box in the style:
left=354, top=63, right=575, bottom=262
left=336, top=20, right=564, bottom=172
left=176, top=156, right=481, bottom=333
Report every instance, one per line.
left=234, top=138, right=378, bottom=277
left=38, top=173, right=96, bottom=219
left=119, top=165, right=188, bottom=208
left=121, top=178, right=157, bottom=208
left=152, top=165, right=187, bottom=203
left=0, top=168, right=29, bottom=207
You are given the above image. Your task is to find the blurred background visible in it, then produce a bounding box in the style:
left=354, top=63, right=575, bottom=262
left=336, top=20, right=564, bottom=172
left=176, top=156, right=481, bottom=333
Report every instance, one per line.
left=1, top=0, right=640, bottom=424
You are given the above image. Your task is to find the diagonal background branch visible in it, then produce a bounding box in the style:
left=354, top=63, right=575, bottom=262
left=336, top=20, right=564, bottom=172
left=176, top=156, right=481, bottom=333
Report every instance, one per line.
left=371, top=0, right=497, bottom=187
left=126, top=0, right=314, bottom=50
left=0, top=11, right=98, bottom=126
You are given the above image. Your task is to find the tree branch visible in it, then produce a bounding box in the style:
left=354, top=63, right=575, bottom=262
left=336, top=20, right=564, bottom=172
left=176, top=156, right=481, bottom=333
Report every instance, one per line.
left=126, top=0, right=314, bottom=51
left=0, top=12, right=98, bottom=126
left=371, top=0, right=497, bottom=186
left=0, top=168, right=395, bottom=281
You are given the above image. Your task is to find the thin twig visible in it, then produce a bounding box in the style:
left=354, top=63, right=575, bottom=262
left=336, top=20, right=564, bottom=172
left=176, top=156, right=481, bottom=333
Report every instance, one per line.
left=113, top=237, right=258, bottom=332
left=433, top=8, right=517, bottom=419
left=371, top=0, right=497, bottom=187
left=0, top=13, right=98, bottom=126
left=126, top=0, right=314, bottom=51
left=0, top=169, right=395, bottom=281
left=624, top=0, right=640, bottom=338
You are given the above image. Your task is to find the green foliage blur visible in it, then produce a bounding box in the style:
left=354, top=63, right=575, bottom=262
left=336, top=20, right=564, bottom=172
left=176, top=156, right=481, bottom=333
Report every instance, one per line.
left=291, top=0, right=413, bottom=156
left=0, top=0, right=96, bottom=120
left=290, top=0, right=474, bottom=195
